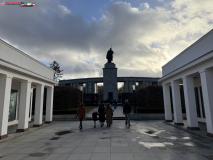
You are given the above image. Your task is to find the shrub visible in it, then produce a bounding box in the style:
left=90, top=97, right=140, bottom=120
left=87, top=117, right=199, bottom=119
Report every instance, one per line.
left=136, top=88, right=146, bottom=107
left=137, top=108, right=164, bottom=113
left=145, top=86, right=164, bottom=108
left=83, top=93, right=99, bottom=105
left=53, top=86, right=81, bottom=110
left=120, top=92, right=134, bottom=104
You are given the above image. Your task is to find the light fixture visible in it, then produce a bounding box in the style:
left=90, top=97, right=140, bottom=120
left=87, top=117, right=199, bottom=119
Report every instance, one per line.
left=79, top=85, right=83, bottom=91
left=132, top=84, right=136, bottom=91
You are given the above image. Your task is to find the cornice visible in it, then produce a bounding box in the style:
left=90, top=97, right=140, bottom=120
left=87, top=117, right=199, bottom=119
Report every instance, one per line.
left=162, top=29, right=213, bottom=68
left=159, top=50, right=213, bottom=82
left=0, top=58, right=57, bottom=85
left=0, top=39, right=54, bottom=72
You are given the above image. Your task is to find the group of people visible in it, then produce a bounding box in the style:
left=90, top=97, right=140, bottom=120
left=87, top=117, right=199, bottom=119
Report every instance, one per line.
left=76, top=99, right=131, bottom=129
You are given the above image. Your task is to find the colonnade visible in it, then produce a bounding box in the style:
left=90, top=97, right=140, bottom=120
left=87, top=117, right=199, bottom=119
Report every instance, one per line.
left=0, top=74, right=54, bottom=139
left=163, top=69, right=213, bottom=136
left=68, top=80, right=161, bottom=93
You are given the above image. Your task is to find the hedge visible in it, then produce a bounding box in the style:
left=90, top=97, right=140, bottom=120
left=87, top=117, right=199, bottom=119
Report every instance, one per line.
left=32, top=110, right=77, bottom=115
left=137, top=108, right=164, bottom=113
left=136, top=86, right=164, bottom=108
left=53, top=86, right=81, bottom=110
left=83, top=93, right=99, bottom=105
left=144, top=86, right=164, bottom=108
left=32, top=86, right=80, bottom=115
left=137, top=108, right=186, bottom=113
left=135, top=86, right=186, bottom=113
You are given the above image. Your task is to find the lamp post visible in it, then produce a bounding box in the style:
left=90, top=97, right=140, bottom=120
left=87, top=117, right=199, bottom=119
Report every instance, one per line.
left=79, top=85, right=83, bottom=103
left=132, top=84, right=136, bottom=113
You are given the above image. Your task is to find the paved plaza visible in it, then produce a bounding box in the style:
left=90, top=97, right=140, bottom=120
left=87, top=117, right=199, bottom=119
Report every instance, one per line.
left=0, top=120, right=213, bottom=160
left=87, top=106, right=125, bottom=119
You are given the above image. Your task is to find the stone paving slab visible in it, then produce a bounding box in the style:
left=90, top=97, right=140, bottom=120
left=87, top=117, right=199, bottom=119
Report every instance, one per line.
left=0, top=120, right=213, bottom=160
left=164, top=120, right=213, bottom=142
left=1, top=122, right=53, bottom=143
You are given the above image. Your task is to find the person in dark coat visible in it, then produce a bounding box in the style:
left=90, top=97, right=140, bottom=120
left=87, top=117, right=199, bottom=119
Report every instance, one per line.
left=114, top=99, right=117, bottom=110
left=98, top=103, right=106, bottom=127
left=106, top=99, right=109, bottom=106
left=92, top=108, right=99, bottom=128
left=123, top=99, right=131, bottom=127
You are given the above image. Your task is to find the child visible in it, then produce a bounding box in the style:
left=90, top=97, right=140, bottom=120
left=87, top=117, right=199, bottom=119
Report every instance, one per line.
left=92, top=108, right=99, bottom=128
left=76, top=102, right=85, bottom=129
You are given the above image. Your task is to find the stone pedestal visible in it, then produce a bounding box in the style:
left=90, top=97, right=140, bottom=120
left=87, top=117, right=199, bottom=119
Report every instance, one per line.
left=103, top=63, right=118, bottom=101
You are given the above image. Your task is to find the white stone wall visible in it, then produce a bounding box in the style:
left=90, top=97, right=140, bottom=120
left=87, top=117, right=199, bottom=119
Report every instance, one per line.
left=160, top=30, right=213, bottom=136
left=162, top=30, right=213, bottom=76
left=0, top=39, right=56, bottom=139
left=0, top=40, right=54, bottom=80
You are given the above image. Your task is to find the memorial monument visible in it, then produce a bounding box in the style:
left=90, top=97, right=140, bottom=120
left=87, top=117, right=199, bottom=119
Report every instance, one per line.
left=103, top=48, right=118, bottom=101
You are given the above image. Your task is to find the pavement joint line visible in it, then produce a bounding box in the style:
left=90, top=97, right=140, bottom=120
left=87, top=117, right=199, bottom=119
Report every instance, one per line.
left=0, top=122, right=54, bottom=143
left=163, top=121, right=213, bottom=142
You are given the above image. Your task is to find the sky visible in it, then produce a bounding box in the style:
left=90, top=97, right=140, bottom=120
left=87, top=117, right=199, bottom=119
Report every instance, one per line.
left=0, top=0, right=213, bottom=80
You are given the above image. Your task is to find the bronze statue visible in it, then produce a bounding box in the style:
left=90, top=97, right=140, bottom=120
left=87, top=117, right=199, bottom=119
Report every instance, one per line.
left=106, top=48, right=114, bottom=63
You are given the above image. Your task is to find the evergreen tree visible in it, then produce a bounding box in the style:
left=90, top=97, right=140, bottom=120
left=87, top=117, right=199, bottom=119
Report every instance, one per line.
left=49, top=61, right=63, bottom=81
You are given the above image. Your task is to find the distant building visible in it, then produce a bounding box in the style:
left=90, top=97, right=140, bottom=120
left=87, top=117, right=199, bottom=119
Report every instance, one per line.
left=159, top=29, right=213, bottom=137
left=59, top=76, right=161, bottom=102
left=0, top=39, right=57, bottom=140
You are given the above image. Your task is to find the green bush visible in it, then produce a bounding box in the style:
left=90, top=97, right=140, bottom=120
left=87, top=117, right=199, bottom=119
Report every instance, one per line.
left=83, top=93, right=99, bottom=105
left=136, top=88, right=146, bottom=107
left=121, top=92, right=134, bottom=104
left=53, top=86, right=81, bottom=110
left=145, top=86, right=164, bottom=108
left=136, top=86, right=164, bottom=109
left=137, top=108, right=164, bottom=113
left=136, top=86, right=186, bottom=113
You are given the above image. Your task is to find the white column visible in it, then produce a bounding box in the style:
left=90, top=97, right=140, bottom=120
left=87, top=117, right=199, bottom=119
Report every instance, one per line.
left=33, top=84, right=44, bottom=127
left=29, top=88, right=33, bottom=122
left=45, top=86, right=54, bottom=123
left=171, top=81, right=183, bottom=125
left=95, top=83, right=97, bottom=93
left=133, top=81, right=136, bottom=91
left=200, top=70, right=213, bottom=136
left=0, top=75, right=12, bottom=139
left=183, top=76, right=199, bottom=130
left=163, top=83, right=173, bottom=122
left=17, top=80, right=32, bottom=132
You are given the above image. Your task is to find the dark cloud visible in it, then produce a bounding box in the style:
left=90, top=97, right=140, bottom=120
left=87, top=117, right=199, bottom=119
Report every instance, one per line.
left=1, top=0, right=213, bottom=79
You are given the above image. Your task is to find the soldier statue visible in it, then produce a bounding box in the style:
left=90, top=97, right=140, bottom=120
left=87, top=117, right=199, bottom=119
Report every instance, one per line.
left=106, top=48, right=114, bottom=63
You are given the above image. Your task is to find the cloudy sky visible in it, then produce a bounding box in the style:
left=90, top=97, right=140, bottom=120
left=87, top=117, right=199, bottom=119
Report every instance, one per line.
left=1, top=0, right=213, bottom=80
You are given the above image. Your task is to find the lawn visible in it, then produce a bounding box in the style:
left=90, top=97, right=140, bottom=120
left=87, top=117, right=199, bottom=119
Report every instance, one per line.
left=131, top=106, right=140, bottom=113
left=84, top=106, right=98, bottom=113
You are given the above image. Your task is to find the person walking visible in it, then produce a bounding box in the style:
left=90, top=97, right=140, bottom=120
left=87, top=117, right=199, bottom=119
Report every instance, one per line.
left=76, top=102, right=86, bottom=129
left=114, top=99, right=117, bottom=110
left=105, top=104, right=113, bottom=127
left=98, top=102, right=105, bottom=127
left=123, top=99, right=131, bottom=127
left=92, top=108, right=99, bottom=128
left=106, top=99, right=109, bottom=106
